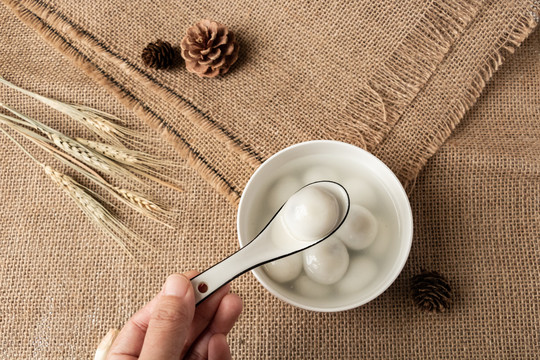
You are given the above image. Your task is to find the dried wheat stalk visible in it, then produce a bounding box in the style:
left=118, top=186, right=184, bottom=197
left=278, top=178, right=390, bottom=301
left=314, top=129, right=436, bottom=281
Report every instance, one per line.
left=43, top=166, right=149, bottom=257
left=76, top=138, right=183, bottom=191
left=32, top=134, right=175, bottom=225
left=0, top=76, right=144, bottom=145
left=46, top=143, right=175, bottom=227
left=1, top=104, right=183, bottom=192
left=0, top=113, right=176, bottom=227
left=51, top=146, right=175, bottom=225
left=0, top=105, right=147, bottom=184
left=0, top=128, right=149, bottom=258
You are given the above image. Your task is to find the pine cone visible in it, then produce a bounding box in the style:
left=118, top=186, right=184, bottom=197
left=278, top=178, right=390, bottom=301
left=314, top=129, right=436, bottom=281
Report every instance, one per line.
left=142, top=40, right=175, bottom=69
left=180, top=19, right=239, bottom=78
left=410, top=270, right=452, bottom=312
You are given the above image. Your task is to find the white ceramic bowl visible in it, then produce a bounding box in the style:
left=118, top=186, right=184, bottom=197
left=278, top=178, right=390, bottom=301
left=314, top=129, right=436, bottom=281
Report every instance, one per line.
left=237, top=140, right=413, bottom=312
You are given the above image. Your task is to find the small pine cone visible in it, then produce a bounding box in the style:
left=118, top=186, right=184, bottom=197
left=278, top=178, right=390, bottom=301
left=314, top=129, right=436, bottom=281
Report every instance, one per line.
left=410, top=270, right=452, bottom=313
left=180, top=19, right=239, bottom=78
left=142, top=40, right=175, bottom=69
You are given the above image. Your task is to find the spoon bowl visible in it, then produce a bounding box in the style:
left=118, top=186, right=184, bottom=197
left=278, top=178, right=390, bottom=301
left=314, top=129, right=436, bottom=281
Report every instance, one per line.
left=190, top=181, right=350, bottom=305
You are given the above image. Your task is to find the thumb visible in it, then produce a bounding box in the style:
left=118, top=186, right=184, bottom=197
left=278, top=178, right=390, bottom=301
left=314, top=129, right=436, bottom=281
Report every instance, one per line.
left=139, top=274, right=195, bottom=360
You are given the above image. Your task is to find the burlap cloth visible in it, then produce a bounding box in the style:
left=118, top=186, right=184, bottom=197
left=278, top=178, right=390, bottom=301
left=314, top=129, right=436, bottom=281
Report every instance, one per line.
left=1, top=0, right=539, bottom=358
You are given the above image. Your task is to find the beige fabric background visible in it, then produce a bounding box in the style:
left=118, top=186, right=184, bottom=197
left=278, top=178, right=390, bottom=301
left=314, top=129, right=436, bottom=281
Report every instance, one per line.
left=2, top=0, right=538, bottom=204
left=1, top=1, right=539, bottom=360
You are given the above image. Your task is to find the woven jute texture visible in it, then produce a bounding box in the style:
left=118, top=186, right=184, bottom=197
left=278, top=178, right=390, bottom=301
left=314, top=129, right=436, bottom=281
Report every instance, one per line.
left=1, top=0, right=538, bottom=204
left=1, top=0, right=539, bottom=359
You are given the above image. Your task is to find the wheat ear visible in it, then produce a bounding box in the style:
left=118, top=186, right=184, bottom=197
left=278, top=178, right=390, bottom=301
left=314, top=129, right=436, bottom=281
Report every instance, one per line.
left=50, top=133, right=111, bottom=172
left=114, top=188, right=174, bottom=226
left=1, top=113, right=177, bottom=226
left=0, top=128, right=149, bottom=258
left=45, top=147, right=175, bottom=227
left=76, top=138, right=178, bottom=167
left=0, top=76, right=144, bottom=145
left=52, top=149, right=176, bottom=227
left=76, top=138, right=183, bottom=191
left=0, top=105, right=147, bottom=184
left=77, top=138, right=138, bottom=164
left=42, top=166, right=149, bottom=257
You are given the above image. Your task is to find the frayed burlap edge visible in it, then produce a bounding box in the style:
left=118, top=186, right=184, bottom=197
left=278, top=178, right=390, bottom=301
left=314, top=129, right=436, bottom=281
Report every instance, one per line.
left=1, top=0, right=242, bottom=206
left=3, top=0, right=538, bottom=206
left=342, top=0, right=482, bottom=151
left=402, top=6, right=539, bottom=192
left=11, top=0, right=484, bottom=162
left=14, top=0, right=265, bottom=170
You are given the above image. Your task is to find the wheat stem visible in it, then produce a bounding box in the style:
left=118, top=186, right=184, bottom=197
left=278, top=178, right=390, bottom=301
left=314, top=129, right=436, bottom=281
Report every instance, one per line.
left=128, top=166, right=184, bottom=192
left=0, top=127, right=41, bottom=166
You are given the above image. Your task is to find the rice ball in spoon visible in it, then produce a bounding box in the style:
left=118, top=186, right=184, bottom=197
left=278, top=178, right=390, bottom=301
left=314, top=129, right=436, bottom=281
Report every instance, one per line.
left=267, top=176, right=303, bottom=212
left=281, top=185, right=340, bottom=242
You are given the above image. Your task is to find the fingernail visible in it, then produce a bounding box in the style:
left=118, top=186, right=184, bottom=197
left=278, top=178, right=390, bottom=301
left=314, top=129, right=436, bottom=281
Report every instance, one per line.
left=163, top=274, right=190, bottom=298
left=95, top=328, right=119, bottom=358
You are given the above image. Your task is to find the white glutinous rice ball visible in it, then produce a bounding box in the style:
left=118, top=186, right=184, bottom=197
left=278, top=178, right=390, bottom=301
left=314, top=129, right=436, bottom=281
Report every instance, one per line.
left=269, top=213, right=297, bottom=249
left=282, top=186, right=340, bottom=242
left=302, top=166, right=339, bottom=185
left=341, top=178, right=378, bottom=209
left=303, top=236, right=349, bottom=285
left=336, top=204, right=378, bottom=250
left=364, top=221, right=391, bottom=258
left=293, top=274, right=332, bottom=298
left=267, top=176, right=303, bottom=213
left=263, top=253, right=303, bottom=283
left=336, top=256, right=377, bottom=294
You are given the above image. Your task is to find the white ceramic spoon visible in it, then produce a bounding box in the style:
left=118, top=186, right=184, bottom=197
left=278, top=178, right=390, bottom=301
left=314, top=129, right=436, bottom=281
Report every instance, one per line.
left=191, top=181, right=350, bottom=305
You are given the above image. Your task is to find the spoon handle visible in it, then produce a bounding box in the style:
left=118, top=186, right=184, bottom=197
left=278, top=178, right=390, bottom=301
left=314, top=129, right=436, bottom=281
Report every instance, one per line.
left=190, top=238, right=277, bottom=305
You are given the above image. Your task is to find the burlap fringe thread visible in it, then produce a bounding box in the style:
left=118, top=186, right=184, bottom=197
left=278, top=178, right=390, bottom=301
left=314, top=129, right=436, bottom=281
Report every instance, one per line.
left=404, top=5, right=539, bottom=191
left=341, top=0, right=482, bottom=152
left=4, top=0, right=539, bottom=205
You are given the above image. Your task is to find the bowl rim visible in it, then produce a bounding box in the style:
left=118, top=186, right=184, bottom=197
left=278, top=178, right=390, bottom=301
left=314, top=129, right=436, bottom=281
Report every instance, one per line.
left=237, top=140, right=413, bottom=312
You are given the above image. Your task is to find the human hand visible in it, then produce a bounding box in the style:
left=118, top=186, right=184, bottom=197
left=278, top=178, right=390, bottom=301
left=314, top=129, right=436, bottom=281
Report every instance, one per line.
left=106, top=271, right=243, bottom=359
